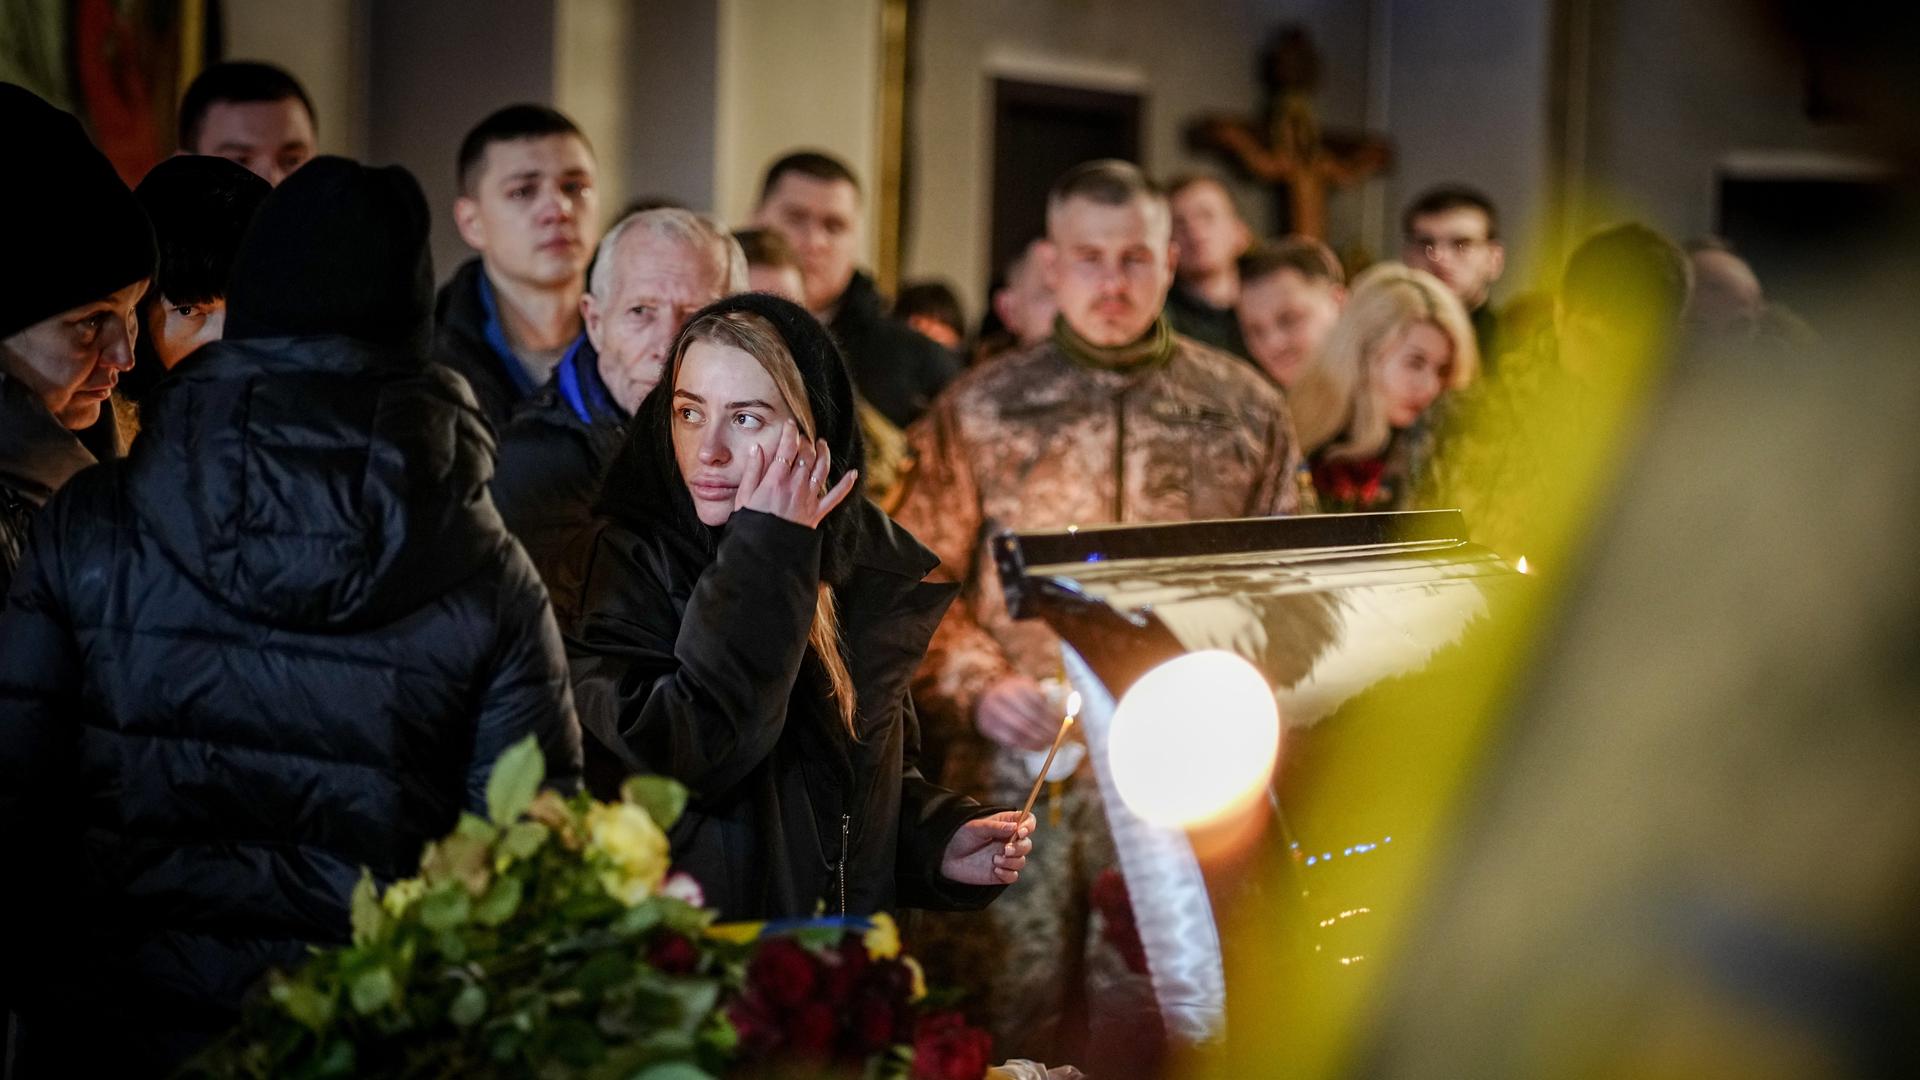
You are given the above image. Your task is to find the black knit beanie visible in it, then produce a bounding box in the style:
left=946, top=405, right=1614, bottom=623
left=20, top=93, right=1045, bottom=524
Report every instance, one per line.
left=223, top=155, right=434, bottom=353
left=0, top=83, right=156, bottom=340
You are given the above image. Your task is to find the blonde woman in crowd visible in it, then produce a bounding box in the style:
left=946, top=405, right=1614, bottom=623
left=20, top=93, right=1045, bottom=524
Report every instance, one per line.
left=1289, top=263, right=1478, bottom=511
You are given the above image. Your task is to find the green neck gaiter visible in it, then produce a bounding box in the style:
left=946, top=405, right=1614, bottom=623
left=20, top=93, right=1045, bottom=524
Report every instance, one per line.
left=1052, top=313, right=1177, bottom=374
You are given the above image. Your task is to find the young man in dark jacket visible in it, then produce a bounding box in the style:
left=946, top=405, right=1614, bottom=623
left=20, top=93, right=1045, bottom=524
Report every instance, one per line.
left=493, top=207, right=745, bottom=619
left=433, top=105, right=601, bottom=428
left=751, top=150, right=957, bottom=428
left=0, top=156, right=582, bottom=1075
left=0, top=84, right=153, bottom=596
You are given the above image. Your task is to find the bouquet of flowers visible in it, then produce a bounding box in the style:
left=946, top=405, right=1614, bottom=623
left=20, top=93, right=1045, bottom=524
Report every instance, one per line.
left=186, top=737, right=995, bottom=1080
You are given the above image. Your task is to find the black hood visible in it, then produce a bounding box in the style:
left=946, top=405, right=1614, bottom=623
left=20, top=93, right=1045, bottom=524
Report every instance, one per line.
left=595, top=292, right=871, bottom=585
left=225, top=156, right=435, bottom=356
left=127, top=335, right=502, bottom=629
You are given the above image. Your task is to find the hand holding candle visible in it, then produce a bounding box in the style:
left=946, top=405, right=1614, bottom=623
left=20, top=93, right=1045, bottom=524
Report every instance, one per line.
left=1010, top=690, right=1082, bottom=854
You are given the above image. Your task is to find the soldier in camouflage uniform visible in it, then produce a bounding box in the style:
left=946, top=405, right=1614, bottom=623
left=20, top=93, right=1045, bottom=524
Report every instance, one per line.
left=892, top=160, right=1310, bottom=1067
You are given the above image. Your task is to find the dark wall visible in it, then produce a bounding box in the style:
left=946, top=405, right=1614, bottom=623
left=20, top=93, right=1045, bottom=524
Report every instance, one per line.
left=368, top=0, right=558, bottom=284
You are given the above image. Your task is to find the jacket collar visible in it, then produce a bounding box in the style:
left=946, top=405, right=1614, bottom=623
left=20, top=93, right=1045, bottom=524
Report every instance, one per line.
left=0, top=372, right=96, bottom=505
left=554, top=336, right=624, bottom=428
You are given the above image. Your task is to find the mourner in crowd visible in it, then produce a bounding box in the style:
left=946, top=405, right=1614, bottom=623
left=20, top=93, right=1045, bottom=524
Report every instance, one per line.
left=1289, top=262, right=1478, bottom=511
left=120, top=154, right=271, bottom=404
left=434, top=104, right=602, bottom=427
left=1165, top=173, right=1254, bottom=358
left=493, top=207, right=745, bottom=612
left=752, top=150, right=958, bottom=427
left=564, top=293, right=1033, bottom=919
left=175, top=60, right=317, bottom=186
left=892, top=159, right=1309, bottom=1065
left=0, top=85, right=153, bottom=596
left=0, top=155, right=582, bottom=1075
left=1235, top=234, right=1347, bottom=389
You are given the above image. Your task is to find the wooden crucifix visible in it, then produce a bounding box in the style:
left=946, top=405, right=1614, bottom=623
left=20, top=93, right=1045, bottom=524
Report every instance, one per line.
left=1188, top=25, right=1391, bottom=240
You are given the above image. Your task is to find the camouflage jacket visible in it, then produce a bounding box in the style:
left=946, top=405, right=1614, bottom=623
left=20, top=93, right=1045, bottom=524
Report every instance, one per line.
left=892, top=334, right=1311, bottom=794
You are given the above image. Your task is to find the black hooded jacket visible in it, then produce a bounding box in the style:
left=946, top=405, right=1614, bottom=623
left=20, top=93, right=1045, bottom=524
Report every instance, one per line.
left=432, top=257, right=538, bottom=430
left=0, top=158, right=582, bottom=1073
left=566, top=292, right=1006, bottom=921
left=493, top=337, right=628, bottom=620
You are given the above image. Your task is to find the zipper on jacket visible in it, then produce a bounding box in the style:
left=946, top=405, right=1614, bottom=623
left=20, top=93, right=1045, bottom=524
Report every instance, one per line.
left=837, top=813, right=851, bottom=915
left=1113, top=391, right=1129, bottom=522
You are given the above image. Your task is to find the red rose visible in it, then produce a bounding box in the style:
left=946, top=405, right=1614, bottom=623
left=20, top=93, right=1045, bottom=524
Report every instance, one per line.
left=727, top=994, right=783, bottom=1058
left=647, top=932, right=700, bottom=975
left=783, top=1000, right=837, bottom=1058
left=747, top=938, right=818, bottom=1011
left=848, top=990, right=899, bottom=1054
left=911, top=1012, right=991, bottom=1080
left=861, top=957, right=915, bottom=1002
left=1089, top=868, right=1149, bottom=976
left=821, top=935, right=871, bottom=1002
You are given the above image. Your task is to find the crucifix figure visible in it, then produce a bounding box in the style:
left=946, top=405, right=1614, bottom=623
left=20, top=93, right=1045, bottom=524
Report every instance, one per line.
left=1189, top=25, right=1391, bottom=239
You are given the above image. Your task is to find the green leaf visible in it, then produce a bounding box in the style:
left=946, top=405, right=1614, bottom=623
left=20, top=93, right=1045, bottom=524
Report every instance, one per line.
left=436, top=930, right=469, bottom=962
left=348, top=967, right=396, bottom=1015
left=448, top=983, right=488, bottom=1028
left=662, top=979, right=720, bottom=1036
left=419, top=885, right=472, bottom=933
left=349, top=870, right=387, bottom=946
left=656, top=898, right=714, bottom=936
left=474, top=875, right=523, bottom=927
left=620, top=775, right=688, bottom=831
left=454, top=813, right=500, bottom=845
left=612, top=899, right=663, bottom=938
left=500, top=820, right=549, bottom=861
left=309, top=1037, right=357, bottom=1078
left=572, top=951, right=635, bottom=999
left=629, top=1063, right=716, bottom=1080
left=486, top=736, right=546, bottom=825
left=698, top=1011, right=739, bottom=1059
left=270, top=976, right=336, bottom=1033
left=546, top=1016, right=607, bottom=1067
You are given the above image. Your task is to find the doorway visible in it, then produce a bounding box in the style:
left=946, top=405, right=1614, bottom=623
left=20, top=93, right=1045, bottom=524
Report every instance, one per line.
left=989, top=77, right=1144, bottom=297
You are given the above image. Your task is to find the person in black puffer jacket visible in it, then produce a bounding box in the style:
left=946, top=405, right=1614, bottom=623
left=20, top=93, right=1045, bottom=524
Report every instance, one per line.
left=0, top=157, right=582, bottom=1076
left=566, top=293, right=1032, bottom=921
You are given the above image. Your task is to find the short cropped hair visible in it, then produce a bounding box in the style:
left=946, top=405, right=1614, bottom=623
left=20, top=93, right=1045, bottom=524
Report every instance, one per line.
left=1165, top=172, right=1240, bottom=214
left=589, top=207, right=748, bottom=301
left=733, top=226, right=800, bottom=272
left=178, top=61, right=315, bottom=151
left=1046, top=159, right=1168, bottom=233
left=1401, top=184, right=1500, bottom=241
left=893, top=280, right=965, bottom=340
left=1239, top=235, right=1345, bottom=288
left=133, top=155, right=271, bottom=306
left=456, top=104, right=589, bottom=194
left=758, top=150, right=861, bottom=204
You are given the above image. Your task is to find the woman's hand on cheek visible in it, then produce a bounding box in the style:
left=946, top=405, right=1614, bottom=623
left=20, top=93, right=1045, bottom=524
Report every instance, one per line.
left=737, top=421, right=859, bottom=529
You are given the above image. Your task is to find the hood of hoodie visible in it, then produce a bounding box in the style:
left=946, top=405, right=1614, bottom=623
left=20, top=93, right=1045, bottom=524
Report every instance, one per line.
left=127, top=335, right=503, bottom=630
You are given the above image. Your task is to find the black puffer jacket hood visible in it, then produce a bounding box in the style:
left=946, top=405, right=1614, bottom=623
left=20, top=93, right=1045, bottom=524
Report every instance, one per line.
left=596, top=291, right=867, bottom=587
left=130, top=334, right=499, bottom=629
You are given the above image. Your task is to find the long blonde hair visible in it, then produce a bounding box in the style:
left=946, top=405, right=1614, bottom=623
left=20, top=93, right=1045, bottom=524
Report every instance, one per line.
left=1289, top=263, right=1479, bottom=462
left=672, top=310, right=859, bottom=737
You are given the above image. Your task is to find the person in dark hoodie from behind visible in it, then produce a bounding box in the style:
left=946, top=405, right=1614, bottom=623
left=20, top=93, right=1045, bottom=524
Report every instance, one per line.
left=0, top=84, right=153, bottom=595
left=0, top=156, right=583, bottom=1075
